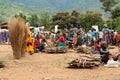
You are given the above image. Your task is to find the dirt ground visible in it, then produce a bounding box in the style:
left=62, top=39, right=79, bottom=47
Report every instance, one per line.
left=0, top=45, right=120, bottom=80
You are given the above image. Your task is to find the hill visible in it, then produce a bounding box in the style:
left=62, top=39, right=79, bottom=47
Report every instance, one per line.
left=0, top=0, right=33, bottom=22
left=0, top=0, right=105, bottom=22
left=8, top=0, right=103, bottom=13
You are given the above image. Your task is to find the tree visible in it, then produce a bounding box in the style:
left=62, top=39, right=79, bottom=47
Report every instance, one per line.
left=39, top=12, right=51, bottom=30
left=111, top=6, right=120, bottom=19
left=27, top=14, right=39, bottom=26
left=14, top=13, right=27, bottom=22
left=100, top=0, right=119, bottom=12
left=19, top=13, right=27, bottom=22
left=70, top=10, right=80, bottom=26
left=51, top=12, right=71, bottom=29
left=80, top=11, right=104, bottom=31
left=112, top=17, right=120, bottom=31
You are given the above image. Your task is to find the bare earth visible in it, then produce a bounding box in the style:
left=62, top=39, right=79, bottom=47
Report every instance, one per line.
left=0, top=45, right=120, bottom=80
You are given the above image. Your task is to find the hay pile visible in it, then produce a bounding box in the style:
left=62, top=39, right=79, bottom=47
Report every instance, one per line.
left=108, top=46, right=115, bottom=49
left=0, top=61, right=5, bottom=68
left=77, top=46, right=92, bottom=54
left=45, top=47, right=67, bottom=53
left=68, top=54, right=100, bottom=69
left=8, top=17, right=27, bottom=59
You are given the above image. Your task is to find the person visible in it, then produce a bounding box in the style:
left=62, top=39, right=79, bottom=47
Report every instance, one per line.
left=34, top=24, right=40, bottom=37
left=90, top=28, right=96, bottom=45
left=110, top=30, right=114, bottom=45
left=100, top=42, right=109, bottom=63
left=99, top=31, right=103, bottom=40
left=116, top=31, right=120, bottom=47
left=102, top=25, right=109, bottom=34
left=72, top=34, right=77, bottom=48
left=67, top=29, right=74, bottom=41
left=37, top=36, right=47, bottom=52
left=92, top=39, right=101, bottom=54
left=33, top=36, right=40, bottom=53
left=55, top=31, right=60, bottom=41
left=75, top=33, right=83, bottom=47
left=102, top=31, right=110, bottom=45
left=100, top=42, right=120, bottom=64
left=0, top=31, right=2, bottom=44
left=25, top=22, right=34, bottom=55
left=56, top=33, right=65, bottom=47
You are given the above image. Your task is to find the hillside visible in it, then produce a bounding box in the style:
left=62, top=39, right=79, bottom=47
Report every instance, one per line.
left=0, top=0, right=33, bottom=22
left=0, top=0, right=105, bottom=22
left=8, top=0, right=103, bottom=13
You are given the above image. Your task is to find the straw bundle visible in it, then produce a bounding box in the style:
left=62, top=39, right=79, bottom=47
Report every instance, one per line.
left=68, top=55, right=100, bottom=68
left=8, top=17, right=27, bottom=59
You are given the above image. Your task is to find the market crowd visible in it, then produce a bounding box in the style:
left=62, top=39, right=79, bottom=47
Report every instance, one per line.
left=1, top=23, right=120, bottom=64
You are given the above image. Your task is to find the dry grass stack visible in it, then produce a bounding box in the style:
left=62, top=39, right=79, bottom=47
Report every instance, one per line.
left=8, top=17, right=27, bottom=59
left=68, top=54, right=100, bottom=69
left=0, top=61, right=5, bottom=68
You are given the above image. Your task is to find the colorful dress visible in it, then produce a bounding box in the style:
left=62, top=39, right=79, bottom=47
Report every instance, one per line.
left=25, top=29, right=34, bottom=53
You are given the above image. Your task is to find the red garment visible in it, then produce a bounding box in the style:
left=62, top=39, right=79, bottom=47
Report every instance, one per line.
left=56, top=35, right=64, bottom=44
left=34, top=39, right=40, bottom=48
left=110, top=33, right=114, bottom=39
left=73, top=36, right=77, bottom=44
left=94, top=43, right=100, bottom=51
left=116, top=34, right=120, bottom=42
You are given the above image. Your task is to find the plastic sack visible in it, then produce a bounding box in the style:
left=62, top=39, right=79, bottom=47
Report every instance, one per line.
left=104, top=59, right=119, bottom=68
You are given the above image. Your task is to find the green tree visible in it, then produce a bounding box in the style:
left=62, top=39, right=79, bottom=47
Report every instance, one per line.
left=112, top=17, right=120, bottom=31
left=80, top=11, right=104, bottom=31
left=0, top=16, right=4, bottom=23
left=100, top=0, right=119, bottom=12
left=39, top=12, right=51, bottom=30
left=27, top=14, right=39, bottom=26
left=112, top=6, right=120, bottom=19
left=70, top=10, right=80, bottom=25
left=18, top=13, right=27, bottom=22
left=51, top=12, right=71, bottom=29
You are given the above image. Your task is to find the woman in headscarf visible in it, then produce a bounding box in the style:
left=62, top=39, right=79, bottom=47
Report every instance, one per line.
left=25, top=22, right=34, bottom=55
left=56, top=32, right=65, bottom=47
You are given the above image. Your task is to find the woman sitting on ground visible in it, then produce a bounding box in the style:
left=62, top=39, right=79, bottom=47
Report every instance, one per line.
left=100, top=42, right=120, bottom=64
left=92, top=39, right=101, bottom=54
left=37, top=36, right=47, bottom=52
left=33, top=36, right=40, bottom=53
left=56, top=33, right=65, bottom=47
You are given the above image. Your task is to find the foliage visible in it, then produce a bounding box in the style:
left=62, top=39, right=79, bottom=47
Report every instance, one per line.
left=27, top=14, right=39, bottom=26
left=0, top=16, right=4, bottom=23
left=51, top=12, right=71, bottom=29
left=39, top=12, right=51, bottom=30
left=81, top=11, right=104, bottom=31
left=7, top=0, right=102, bottom=14
left=112, top=17, right=120, bottom=31
left=0, top=1, right=32, bottom=22
left=0, top=0, right=105, bottom=23
left=15, top=13, right=27, bottom=22
left=111, top=6, right=120, bottom=19
left=100, top=0, right=119, bottom=12
left=51, top=10, right=104, bottom=31
left=70, top=10, right=80, bottom=25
